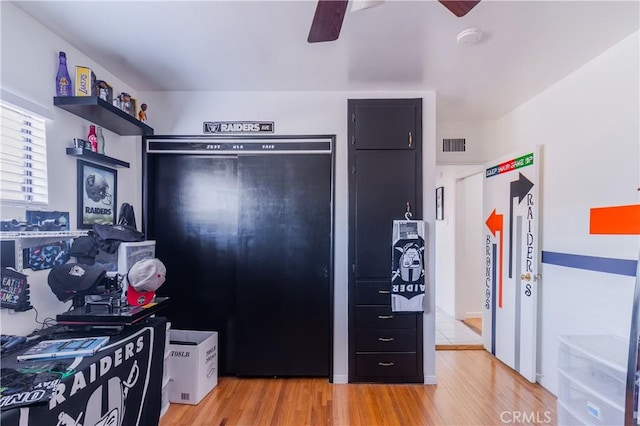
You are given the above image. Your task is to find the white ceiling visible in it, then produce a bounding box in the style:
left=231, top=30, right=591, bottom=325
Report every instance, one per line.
left=12, top=0, right=640, bottom=121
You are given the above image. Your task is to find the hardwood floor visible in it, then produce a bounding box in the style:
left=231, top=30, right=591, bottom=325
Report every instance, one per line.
left=462, top=317, right=482, bottom=335
left=160, top=350, right=557, bottom=426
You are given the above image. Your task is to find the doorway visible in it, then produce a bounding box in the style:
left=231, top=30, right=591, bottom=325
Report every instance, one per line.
left=435, top=166, right=484, bottom=348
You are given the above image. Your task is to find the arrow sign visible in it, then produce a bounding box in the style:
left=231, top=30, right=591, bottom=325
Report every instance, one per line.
left=590, top=204, right=640, bottom=235
left=486, top=208, right=504, bottom=308
left=509, top=173, right=534, bottom=278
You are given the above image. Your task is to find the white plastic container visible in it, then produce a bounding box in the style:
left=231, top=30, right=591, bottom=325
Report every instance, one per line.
left=557, top=400, right=585, bottom=426
left=558, top=369, right=624, bottom=425
left=557, top=335, right=628, bottom=425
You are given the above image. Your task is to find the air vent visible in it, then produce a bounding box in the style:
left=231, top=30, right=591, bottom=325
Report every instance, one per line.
left=443, top=138, right=466, bottom=152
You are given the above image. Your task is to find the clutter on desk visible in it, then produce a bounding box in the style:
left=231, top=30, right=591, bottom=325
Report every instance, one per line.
left=16, top=335, right=110, bottom=362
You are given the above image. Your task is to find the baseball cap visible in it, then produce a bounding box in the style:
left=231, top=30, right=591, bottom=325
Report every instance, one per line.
left=48, top=263, right=106, bottom=302
left=126, top=258, right=166, bottom=306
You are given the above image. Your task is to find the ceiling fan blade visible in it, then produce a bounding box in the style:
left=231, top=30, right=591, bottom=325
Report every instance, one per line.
left=308, top=0, right=349, bottom=43
left=438, top=0, right=481, bottom=17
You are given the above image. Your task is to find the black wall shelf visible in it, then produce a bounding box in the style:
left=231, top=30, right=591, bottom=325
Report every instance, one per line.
left=66, top=147, right=130, bottom=168
left=54, top=96, right=154, bottom=136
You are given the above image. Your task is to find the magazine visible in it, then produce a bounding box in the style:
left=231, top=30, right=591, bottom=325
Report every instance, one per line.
left=16, top=336, right=110, bottom=362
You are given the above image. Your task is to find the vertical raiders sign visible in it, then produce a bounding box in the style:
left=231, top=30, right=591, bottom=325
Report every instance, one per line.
left=391, top=220, right=426, bottom=312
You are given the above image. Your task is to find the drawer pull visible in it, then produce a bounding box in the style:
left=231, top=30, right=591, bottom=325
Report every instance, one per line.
left=378, top=290, right=390, bottom=294
left=378, top=362, right=395, bottom=367
left=378, top=337, right=394, bottom=342
left=378, top=315, right=394, bottom=319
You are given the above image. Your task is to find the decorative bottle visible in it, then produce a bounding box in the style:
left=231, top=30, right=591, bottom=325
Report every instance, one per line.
left=56, top=51, right=72, bottom=96
left=96, top=126, right=106, bottom=155
left=87, top=125, right=98, bottom=152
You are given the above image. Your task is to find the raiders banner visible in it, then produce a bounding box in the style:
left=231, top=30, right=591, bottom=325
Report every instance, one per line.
left=391, top=220, right=426, bottom=312
left=0, top=319, right=165, bottom=426
left=203, top=121, right=274, bottom=134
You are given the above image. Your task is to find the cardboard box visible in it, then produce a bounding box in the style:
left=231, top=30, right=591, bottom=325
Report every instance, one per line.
left=75, top=66, right=95, bottom=96
left=168, top=330, right=218, bottom=405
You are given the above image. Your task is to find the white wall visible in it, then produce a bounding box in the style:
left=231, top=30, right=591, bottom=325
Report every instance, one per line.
left=436, top=120, right=497, bottom=165
left=0, top=3, right=144, bottom=335
left=138, top=89, right=438, bottom=384
left=494, top=31, right=639, bottom=394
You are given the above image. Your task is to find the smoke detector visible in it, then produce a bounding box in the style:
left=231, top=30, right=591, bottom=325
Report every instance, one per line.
left=457, top=28, right=483, bottom=45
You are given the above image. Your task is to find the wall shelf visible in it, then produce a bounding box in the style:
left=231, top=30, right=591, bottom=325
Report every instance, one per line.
left=0, top=230, right=89, bottom=271
left=66, top=147, right=130, bottom=168
left=54, top=96, right=154, bottom=136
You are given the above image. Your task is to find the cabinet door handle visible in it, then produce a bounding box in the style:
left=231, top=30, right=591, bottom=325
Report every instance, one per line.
left=408, top=132, right=413, bottom=147
left=378, top=337, right=394, bottom=342
left=378, top=290, right=390, bottom=294
left=378, top=362, right=395, bottom=367
left=378, top=315, right=394, bottom=319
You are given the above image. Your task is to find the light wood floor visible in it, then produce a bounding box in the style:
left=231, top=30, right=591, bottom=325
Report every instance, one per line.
left=160, top=350, right=556, bottom=426
left=462, top=317, right=482, bottom=334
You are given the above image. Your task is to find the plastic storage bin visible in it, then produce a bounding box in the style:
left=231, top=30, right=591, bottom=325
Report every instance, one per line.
left=557, top=335, right=627, bottom=425
left=558, top=369, right=623, bottom=425
left=557, top=400, right=586, bottom=426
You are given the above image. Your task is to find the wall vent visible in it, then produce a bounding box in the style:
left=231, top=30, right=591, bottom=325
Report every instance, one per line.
left=443, top=138, right=466, bottom=152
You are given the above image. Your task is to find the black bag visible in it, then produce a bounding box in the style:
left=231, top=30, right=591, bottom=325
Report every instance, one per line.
left=117, top=202, right=137, bottom=230
left=92, top=224, right=143, bottom=243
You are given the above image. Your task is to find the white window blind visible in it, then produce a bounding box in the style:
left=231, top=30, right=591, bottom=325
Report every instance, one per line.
left=0, top=101, right=48, bottom=205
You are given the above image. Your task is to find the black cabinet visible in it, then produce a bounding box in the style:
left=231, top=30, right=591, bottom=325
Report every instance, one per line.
left=352, top=99, right=419, bottom=150
left=348, top=98, right=423, bottom=383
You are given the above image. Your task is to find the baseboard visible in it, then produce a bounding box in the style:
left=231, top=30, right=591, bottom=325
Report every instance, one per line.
left=424, top=375, right=437, bottom=385
left=333, top=374, right=348, bottom=384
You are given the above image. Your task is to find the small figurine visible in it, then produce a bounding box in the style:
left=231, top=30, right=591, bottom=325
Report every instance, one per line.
left=138, top=103, right=148, bottom=121
left=118, top=92, right=132, bottom=114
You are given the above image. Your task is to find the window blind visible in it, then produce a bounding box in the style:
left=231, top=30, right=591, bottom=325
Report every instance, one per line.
left=0, top=101, right=48, bottom=205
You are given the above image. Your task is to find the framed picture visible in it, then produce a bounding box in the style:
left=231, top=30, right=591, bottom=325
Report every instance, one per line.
left=435, top=186, right=444, bottom=220
left=77, top=160, right=117, bottom=229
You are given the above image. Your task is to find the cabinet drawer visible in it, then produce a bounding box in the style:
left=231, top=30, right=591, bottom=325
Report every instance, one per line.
left=356, top=353, right=418, bottom=377
left=356, top=329, right=416, bottom=352
left=356, top=307, right=417, bottom=329
left=356, top=280, right=391, bottom=305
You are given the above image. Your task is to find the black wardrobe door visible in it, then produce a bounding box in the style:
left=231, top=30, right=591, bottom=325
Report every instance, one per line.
left=149, top=155, right=239, bottom=375
left=236, top=154, right=331, bottom=377
left=355, top=150, right=418, bottom=279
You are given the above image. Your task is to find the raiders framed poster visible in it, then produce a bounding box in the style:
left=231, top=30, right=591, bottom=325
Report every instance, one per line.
left=77, top=160, right=117, bottom=229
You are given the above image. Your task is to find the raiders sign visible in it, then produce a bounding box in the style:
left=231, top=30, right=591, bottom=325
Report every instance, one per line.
left=203, top=121, right=274, bottom=134
left=0, top=322, right=164, bottom=426
left=391, top=220, right=427, bottom=312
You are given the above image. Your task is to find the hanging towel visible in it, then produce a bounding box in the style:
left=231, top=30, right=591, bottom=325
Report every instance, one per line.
left=391, top=220, right=426, bottom=312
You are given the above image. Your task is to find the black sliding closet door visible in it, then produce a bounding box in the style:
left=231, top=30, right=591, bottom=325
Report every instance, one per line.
left=235, top=155, right=331, bottom=377
left=149, top=155, right=239, bottom=375
left=148, top=152, right=331, bottom=377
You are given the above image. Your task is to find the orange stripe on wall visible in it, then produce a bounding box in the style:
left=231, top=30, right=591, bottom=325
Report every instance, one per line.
left=590, top=204, right=640, bottom=235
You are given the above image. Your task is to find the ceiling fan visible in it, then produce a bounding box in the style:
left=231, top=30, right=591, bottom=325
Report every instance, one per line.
left=308, top=0, right=481, bottom=43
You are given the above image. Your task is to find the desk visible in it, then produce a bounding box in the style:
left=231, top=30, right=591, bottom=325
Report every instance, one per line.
left=0, top=317, right=166, bottom=426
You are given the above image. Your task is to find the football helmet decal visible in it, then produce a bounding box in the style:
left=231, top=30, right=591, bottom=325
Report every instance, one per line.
left=85, top=173, right=112, bottom=205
